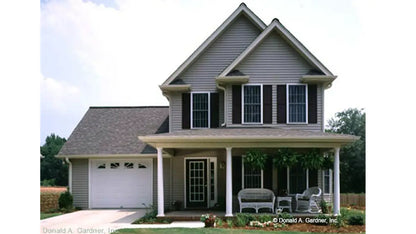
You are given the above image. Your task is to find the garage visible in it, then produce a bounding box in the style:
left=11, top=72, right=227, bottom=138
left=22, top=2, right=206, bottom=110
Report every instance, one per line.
left=90, top=158, right=153, bottom=208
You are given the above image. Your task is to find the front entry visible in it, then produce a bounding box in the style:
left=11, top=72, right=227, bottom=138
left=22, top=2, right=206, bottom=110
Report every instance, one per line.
left=186, top=159, right=208, bottom=208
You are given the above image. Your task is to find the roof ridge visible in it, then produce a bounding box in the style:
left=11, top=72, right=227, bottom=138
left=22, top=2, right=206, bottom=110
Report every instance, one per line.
left=89, top=106, right=168, bottom=109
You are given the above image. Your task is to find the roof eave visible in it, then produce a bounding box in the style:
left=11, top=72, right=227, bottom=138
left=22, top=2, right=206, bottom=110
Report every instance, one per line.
left=216, top=76, right=249, bottom=85
left=159, top=84, right=191, bottom=92
left=301, top=75, right=337, bottom=89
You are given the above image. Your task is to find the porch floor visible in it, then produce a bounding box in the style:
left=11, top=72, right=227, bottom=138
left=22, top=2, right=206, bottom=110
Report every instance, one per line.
left=164, top=210, right=326, bottom=221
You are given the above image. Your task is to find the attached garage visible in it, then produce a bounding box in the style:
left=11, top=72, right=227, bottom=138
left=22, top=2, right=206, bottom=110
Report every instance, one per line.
left=90, top=158, right=153, bottom=208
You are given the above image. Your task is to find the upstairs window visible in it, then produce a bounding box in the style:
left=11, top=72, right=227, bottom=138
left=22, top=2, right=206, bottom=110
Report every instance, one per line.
left=287, top=84, right=307, bottom=123
left=191, top=93, right=210, bottom=128
left=242, top=84, right=262, bottom=124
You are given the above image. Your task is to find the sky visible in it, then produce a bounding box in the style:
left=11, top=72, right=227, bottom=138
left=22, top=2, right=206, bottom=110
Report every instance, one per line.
left=40, top=0, right=365, bottom=144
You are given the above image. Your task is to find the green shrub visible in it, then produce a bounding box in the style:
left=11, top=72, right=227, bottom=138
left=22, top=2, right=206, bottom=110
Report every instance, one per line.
left=133, top=204, right=158, bottom=224
left=235, top=213, right=255, bottom=227
left=257, top=214, right=272, bottom=223
left=314, top=214, right=330, bottom=226
left=226, top=218, right=233, bottom=228
left=215, top=217, right=223, bottom=227
left=320, top=200, right=331, bottom=214
left=278, top=212, right=293, bottom=220
left=58, top=190, right=73, bottom=210
left=347, top=214, right=365, bottom=225
left=41, top=179, right=56, bottom=187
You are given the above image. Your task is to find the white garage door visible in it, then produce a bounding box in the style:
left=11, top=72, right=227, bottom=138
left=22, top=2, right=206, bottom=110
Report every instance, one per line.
left=90, top=159, right=153, bottom=208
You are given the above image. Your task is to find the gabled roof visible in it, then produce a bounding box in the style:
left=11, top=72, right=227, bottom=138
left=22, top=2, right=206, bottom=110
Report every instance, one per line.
left=58, top=106, right=169, bottom=157
left=219, top=18, right=334, bottom=77
left=161, top=3, right=266, bottom=86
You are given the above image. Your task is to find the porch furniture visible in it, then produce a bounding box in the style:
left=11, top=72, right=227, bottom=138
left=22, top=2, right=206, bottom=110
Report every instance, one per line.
left=238, top=188, right=275, bottom=213
left=295, top=187, right=322, bottom=213
left=276, top=196, right=292, bottom=213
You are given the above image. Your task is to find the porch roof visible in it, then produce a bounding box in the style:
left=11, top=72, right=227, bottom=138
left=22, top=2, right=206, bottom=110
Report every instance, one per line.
left=139, top=128, right=359, bottom=149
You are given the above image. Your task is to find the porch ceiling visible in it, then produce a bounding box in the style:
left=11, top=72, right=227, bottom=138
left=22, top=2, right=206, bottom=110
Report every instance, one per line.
left=139, top=128, right=359, bottom=149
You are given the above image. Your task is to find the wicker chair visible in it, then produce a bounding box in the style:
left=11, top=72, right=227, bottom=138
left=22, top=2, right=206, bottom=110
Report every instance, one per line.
left=295, top=187, right=322, bottom=213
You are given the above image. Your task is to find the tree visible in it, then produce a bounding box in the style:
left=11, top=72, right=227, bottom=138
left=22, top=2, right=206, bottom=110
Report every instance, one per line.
left=326, top=108, right=365, bottom=193
left=40, top=134, right=68, bottom=186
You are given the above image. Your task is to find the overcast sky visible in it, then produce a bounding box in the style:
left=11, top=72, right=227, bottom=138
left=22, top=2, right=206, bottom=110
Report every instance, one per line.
left=41, top=0, right=366, bottom=144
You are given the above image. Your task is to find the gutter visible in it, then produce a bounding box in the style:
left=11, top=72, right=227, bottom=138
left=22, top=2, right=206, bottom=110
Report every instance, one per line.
left=65, top=157, right=72, bottom=193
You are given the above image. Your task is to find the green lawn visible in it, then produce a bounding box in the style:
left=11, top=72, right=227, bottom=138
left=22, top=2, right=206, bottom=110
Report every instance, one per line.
left=113, top=228, right=362, bottom=234
left=40, top=212, right=63, bottom=220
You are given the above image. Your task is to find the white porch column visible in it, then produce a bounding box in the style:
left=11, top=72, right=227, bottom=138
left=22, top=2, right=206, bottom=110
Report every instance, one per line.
left=225, top=147, right=233, bottom=217
left=333, top=147, right=341, bottom=216
left=157, top=147, right=165, bottom=217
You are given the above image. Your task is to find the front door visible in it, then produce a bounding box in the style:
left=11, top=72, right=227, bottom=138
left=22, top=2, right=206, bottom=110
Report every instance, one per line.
left=186, top=159, right=208, bottom=208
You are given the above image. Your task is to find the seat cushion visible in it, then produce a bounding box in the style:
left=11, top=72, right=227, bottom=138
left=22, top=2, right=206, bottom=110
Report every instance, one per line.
left=241, top=198, right=271, bottom=202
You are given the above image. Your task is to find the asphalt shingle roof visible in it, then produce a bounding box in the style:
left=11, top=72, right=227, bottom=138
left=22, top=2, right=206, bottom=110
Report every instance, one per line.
left=58, top=106, right=169, bottom=156
left=142, top=127, right=357, bottom=140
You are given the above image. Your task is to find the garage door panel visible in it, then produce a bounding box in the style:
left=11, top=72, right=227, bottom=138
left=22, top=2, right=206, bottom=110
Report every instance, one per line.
left=90, top=159, right=153, bottom=208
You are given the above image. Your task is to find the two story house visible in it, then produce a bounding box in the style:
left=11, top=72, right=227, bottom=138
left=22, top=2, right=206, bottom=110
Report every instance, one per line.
left=58, top=3, right=358, bottom=217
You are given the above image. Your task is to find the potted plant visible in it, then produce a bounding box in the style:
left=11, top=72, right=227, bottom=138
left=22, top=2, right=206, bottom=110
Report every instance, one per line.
left=200, top=214, right=216, bottom=227
left=172, top=200, right=182, bottom=211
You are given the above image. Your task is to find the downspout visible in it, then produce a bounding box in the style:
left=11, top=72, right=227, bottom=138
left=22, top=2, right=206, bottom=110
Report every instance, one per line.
left=65, top=157, right=72, bottom=193
left=216, top=82, right=226, bottom=127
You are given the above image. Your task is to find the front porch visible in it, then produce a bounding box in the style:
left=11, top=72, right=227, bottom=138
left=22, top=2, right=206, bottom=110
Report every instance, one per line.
left=139, top=128, right=358, bottom=218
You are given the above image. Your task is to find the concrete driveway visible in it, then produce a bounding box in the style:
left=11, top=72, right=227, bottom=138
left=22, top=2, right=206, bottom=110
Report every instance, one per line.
left=40, top=209, right=146, bottom=234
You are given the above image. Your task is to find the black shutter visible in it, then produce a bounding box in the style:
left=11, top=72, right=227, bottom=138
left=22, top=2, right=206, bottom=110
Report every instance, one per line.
left=232, top=156, right=242, bottom=195
left=276, top=85, right=286, bottom=123
left=232, top=85, right=242, bottom=124
left=210, top=92, right=219, bottom=128
left=308, top=84, right=318, bottom=124
left=182, top=93, right=190, bottom=129
left=263, top=157, right=273, bottom=190
left=263, top=85, right=272, bottom=124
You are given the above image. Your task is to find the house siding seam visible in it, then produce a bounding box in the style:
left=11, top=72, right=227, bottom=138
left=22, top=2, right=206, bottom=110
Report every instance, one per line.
left=225, top=32, right=323, bottom=131
left=169, top=14, right=261, bottom=132
left=71, top=159, right=89, bottom=209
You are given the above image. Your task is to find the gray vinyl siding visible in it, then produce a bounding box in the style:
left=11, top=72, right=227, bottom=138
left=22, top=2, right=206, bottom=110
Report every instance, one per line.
left=71, top=159, right=89, bottom=209
left=170, top=93, right=182, bottom=132
left=226, top=32, right=324, bottom=131
left=152, top=158, right=171, bottom=209
left=168, top=14, right=261, bottom=132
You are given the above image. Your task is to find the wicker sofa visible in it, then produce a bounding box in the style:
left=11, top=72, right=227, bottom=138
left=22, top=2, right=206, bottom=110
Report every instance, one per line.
left=237, top=188, right=275, bottom=213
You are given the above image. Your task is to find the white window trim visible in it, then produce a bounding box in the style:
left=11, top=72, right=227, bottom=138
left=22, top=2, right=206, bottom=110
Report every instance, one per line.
left=241, top=156, right=264, bottom=189
left=190, top=92, right=210, bottom=129
left=286, top=83, right=308, bottom=124
left=322, top=169, right=333, bottom=195
left=242, top=84, right=263, bottom=124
